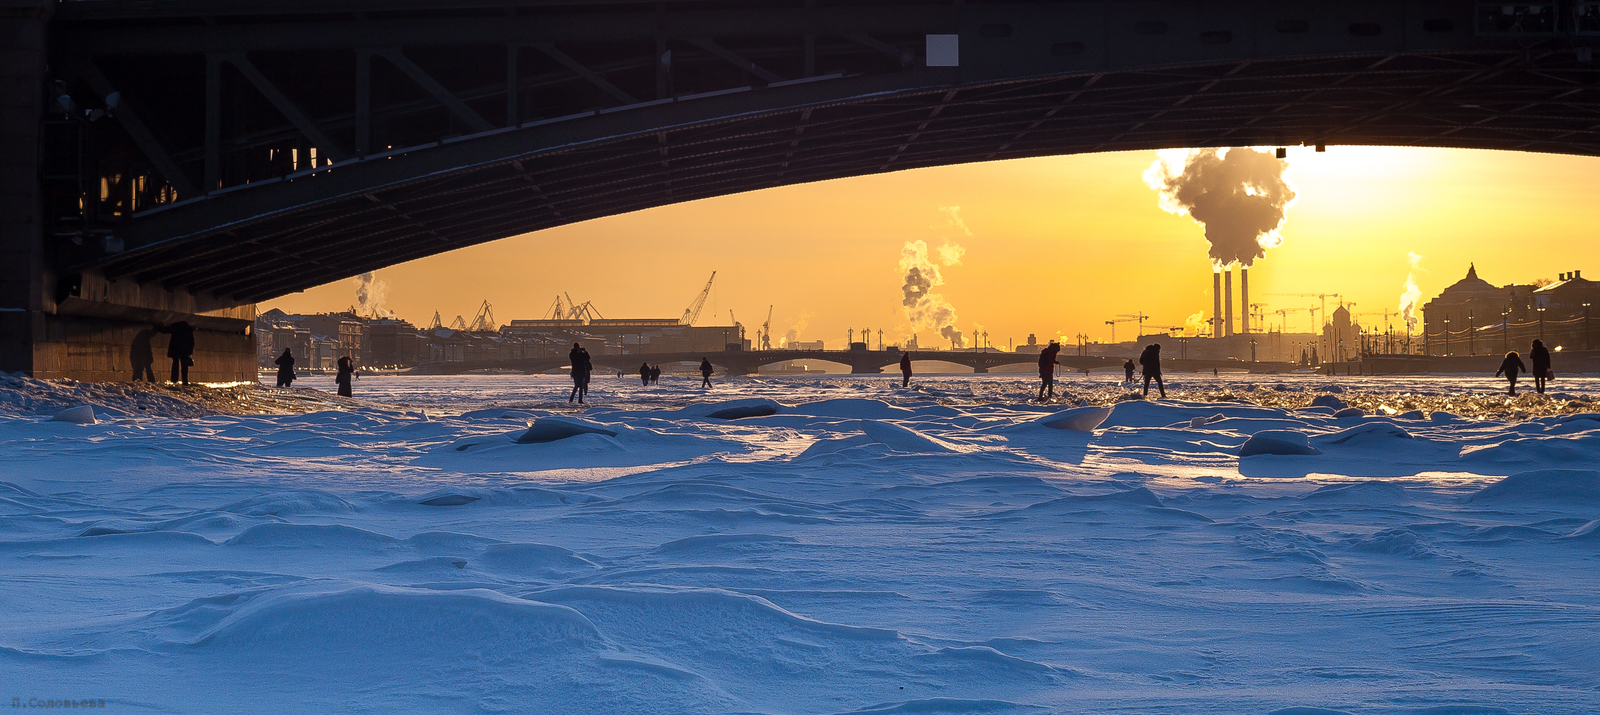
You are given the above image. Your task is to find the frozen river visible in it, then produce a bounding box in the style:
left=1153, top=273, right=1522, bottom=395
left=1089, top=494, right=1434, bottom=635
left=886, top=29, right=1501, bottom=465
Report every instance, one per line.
left=1, top=373, right=1598, bottom=713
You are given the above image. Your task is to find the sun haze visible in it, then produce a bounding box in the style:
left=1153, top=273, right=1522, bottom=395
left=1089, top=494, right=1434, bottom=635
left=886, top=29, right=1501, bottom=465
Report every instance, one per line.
left=264, top=146, right=1600, bottom=347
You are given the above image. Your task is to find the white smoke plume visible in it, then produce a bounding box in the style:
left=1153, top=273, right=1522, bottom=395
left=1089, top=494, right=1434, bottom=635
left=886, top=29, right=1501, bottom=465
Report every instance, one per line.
left=936, top=205, right=973, bottom=236
left=900, top=239, right=964, bottom=348
left=1184, top=310, right=1208, bottom=335
left=1399, top=253, right=1424, bottom=332
left=781, top=312, right=812, bottom=348
left=1144, top=147, right=1298, bottom=268
left=353, top=272, right=394, bottom=318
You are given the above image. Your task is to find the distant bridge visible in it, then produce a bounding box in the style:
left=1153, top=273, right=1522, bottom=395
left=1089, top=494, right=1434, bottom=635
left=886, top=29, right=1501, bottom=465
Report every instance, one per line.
left=408, top=349, right=1295, bottom=376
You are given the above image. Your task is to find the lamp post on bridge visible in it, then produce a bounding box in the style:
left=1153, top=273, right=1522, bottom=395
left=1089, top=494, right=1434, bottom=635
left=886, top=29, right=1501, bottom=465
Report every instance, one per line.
left=1443, top=317, right=1451, bottom=357
left=1501, top=310, right=1509, bottom=355
left=1584, top=303, right=1593, bottom=351
left=1537, top=306, right=1546, bottom=340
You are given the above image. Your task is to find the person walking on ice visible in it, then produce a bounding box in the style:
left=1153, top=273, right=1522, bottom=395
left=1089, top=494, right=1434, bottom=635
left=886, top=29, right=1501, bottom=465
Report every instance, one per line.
left=900, top=352, right=913, bottom=388
left=334, top=356, right=355, bottom=397
left=1123, top=359, right=1135, bottom=384
left=1037, top=341, right=1061, bottom=402
left=1495, top=350, right=1527, bottom=396
left=699, top=358, right=714, bottom=388
left=1529, top=339, right=1552, bottom=395
left=274, top=348, right=296, bottom=388
left=568, top=342, right=592, bottom=404
left=1139, top=343, right=1166, bottom=399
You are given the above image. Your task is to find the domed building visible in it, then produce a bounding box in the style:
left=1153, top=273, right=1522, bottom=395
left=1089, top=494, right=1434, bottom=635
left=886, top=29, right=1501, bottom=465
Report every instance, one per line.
left=1420, top=264, right=1535, bottom=356
left=1320, top=304, right=1363, bottom=363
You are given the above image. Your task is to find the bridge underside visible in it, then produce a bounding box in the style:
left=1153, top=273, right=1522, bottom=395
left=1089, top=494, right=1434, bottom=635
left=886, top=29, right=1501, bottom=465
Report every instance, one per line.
left=92, top=49, right=1600, bottom=303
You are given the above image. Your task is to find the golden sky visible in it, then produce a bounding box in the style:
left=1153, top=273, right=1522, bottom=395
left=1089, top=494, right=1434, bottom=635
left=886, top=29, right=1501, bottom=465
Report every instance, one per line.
left=264, top=146, right=1599, bottom=348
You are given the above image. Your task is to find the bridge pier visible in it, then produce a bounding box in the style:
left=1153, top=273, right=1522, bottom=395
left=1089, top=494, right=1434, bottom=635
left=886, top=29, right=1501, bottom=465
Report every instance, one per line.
left=1, top=3, right=256, bottom=383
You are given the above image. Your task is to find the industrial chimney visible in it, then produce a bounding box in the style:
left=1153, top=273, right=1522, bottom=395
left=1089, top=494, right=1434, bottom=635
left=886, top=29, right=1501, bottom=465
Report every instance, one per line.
left=1239, top=267, right=1250, bottom=334
left=1223, top=268, right=1234, bottom=338
left=1212, top=272, right=1223, bottom=338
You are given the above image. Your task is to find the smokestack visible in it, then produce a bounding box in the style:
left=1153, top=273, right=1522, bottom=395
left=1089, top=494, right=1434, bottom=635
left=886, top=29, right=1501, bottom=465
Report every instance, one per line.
left=1224, top=268, right=1234, bottom=337
left=1212, top=272, right=1222, bottom=338
left=1239, top=267, right=1250, bottom=334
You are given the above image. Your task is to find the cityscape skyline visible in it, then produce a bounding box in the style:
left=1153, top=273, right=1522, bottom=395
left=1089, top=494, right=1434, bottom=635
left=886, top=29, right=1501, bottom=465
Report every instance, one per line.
left=264, top=145, right=1599, bottom=348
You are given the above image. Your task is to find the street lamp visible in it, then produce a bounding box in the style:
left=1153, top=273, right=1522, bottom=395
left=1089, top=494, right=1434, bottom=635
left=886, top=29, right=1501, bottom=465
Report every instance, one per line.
left=1537, top=306, right=1547, bottom=339
left=1585, top=303, right=1593, bottom=351
left=1443, top=317, right=1451, bottom=357
left=1501, top=309, right=1509, bottom=354
left=1468, top=310, right=1475, bottom=356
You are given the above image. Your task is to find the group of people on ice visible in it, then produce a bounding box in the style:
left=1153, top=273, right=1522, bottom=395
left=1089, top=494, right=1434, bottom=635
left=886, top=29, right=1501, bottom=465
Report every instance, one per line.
left=272, top=348, right=355, bottom=397
left=1495, top=339, right=1556, bottom=396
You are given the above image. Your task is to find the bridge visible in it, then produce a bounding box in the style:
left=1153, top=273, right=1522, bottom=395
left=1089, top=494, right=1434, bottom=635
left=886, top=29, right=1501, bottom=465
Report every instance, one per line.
left=407, top=349, right=1296, bottom=376
left=4, top=0, right=1598, bottom=380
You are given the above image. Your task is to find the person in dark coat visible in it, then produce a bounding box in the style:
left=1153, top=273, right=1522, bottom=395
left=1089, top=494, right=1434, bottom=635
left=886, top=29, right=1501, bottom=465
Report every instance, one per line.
left=1529, top=339, right=1552, bottom=394
left=156, top=321, right=196, bottom=385
left=1139, top=343, right=1166, bottom=398
left=699, top=358, right=714, bottom=388
left=334, top=356, right=355, bottom=397
left=639, top=362, right=651, bottom=386
left=274, top=348, right=296, bottom=387
left=900, top=352, right=913, bottom=388
left=568, top=343, right=591, bottom=403
left=1037, top=341, right=1061, bottom=402
left=650, top=365, right=661, bottom=385
left=1495, top=350, right=1528, bottom=396
left=1123, top=359, right=1135, bottom=383
left=130, top=328, right=156, bottom=382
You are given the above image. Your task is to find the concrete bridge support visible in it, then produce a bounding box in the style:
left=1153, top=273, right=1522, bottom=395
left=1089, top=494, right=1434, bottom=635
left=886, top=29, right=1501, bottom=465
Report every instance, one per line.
left=1, top=2, right=256, bottom=383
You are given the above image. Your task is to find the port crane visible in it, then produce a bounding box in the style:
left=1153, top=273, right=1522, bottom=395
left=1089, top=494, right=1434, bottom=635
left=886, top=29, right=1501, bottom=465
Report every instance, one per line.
left=760, top=305, right=773, bottom=350
left=1265, top=293, right=1341, bottom=327
left=729, top=309, right=744, bottom=342
left=426, top=311, right=443, bottom=331
left=679, top=271, right=716, bottom=325
left=467, top=300, right=496, bottom=332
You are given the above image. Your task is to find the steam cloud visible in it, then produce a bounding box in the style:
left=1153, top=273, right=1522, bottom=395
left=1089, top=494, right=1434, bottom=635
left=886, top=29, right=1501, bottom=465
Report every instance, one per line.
left=1144, top=148, right=1298, bottom=268
left=1184, top=310, right=1208, bottom=334
left=900, top=239, right=965, bottom=348
left=353, top=272, right=394, bottom=318
left=1399, top=253, right=1424, bottom=332
left=781, top=312, right=811, bottom=348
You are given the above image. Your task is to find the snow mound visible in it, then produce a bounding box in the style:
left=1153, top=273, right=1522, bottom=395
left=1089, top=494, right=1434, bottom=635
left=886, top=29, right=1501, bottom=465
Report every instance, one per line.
left=1459, top=434, right=1600, bottom=464
left=654, top=533, right=800, bottom=554
left=859, top=420, right=962, bottom=453
left=515, top=416, right=618, bottom=444
left=478, top=543, right=601, bottom=577
left=789, top=399, right=921, bottom=420
left=1310, top=394, right=1347, bottom=410
left=1333, top=407, right=1365, bottom=419
left=1035, top=406, right=1111, bottom=432
left=1317, top=422, right=1413, bottom=446
left=48, top=405, right=96, bottom=424
left=1267, top=708, right=1355, bottom=715
left=188, top=584, right=602, bottom=651
left=833, top=697, right=1044, bottom=714
left=224, top=523, right=401, bottom=551
left=219, top=490, right=358, bottom=516
left=1564, top=520, right=1600, bottom=540
left=1239, top=430, right=1322, bottom=457
left=1301, top=481, right=1410, bottom=504
left=682, top=398, right=783, bottom=420
left=1468, top=469, right=1600, bottom=505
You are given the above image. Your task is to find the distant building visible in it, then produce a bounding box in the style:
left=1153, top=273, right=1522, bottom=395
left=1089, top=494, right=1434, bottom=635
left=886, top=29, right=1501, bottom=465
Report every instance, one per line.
left=788, top=340, right=824, bottom=351
left=1422, top=264, right=1596, bottom=355
left=1320, top=305, right=1363, bottom=362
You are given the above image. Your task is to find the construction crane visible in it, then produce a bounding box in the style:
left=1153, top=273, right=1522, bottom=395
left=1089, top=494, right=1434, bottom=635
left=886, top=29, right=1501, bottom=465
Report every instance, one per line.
left=1104, top=317, right=1135, bottom=344
left=760, top=305, right=773, bottom=350
left=1275, top=307, right=1310, bottom=333
left=679, top=271, right=716, bottom=325
left=1249, top=303, right=1270, bottom=333
left=1265, top=293, right=1342, bottom=327
left=1117, top=312, right=1149, bottom=337
left=426, top=311, right=443, bottom=331
left=563, top=292, right=602, bottom=322
left=468, top=300, right=496, bottom=332
left=448, top=314, right=467, bottom=331
left=729, top=309, right=744, bottom=342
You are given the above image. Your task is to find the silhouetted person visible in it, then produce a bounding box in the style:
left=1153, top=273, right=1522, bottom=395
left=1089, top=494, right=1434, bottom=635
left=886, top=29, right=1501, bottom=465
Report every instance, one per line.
left=639, top=362, right=651, bottom=386
left=900, top=352, right=913, bottom=387
left=1300, top=348, right=1309, bottom=366
left=1213, top=367, right=1219, bottom=377
left=1037, top=341, right=1061, bottom=402
left=568, top=342, right=592, bottom=403
left=130, top=328, right=156, bottom=382
left=156, top=321, right=196, bottom=385
left=650, top=365, right=661, bottom=384
left=274, top=348, right=296, bottom=388
left=1140, top=343, right=1166, bottom=399
left=335, top=356, right=354, bottom=397
left=699, top=358, right=714, bottom=388
left=1529, top=339, right=1552, bottom=394
left=1123, top=359, right=1135, bottom=383
left=1495, top=350, right=1527, bottom=396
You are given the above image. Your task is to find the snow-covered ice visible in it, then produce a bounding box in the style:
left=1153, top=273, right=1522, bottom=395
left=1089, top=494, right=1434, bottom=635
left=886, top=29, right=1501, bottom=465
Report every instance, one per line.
left=2, top=373, right=1599, bottom=714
